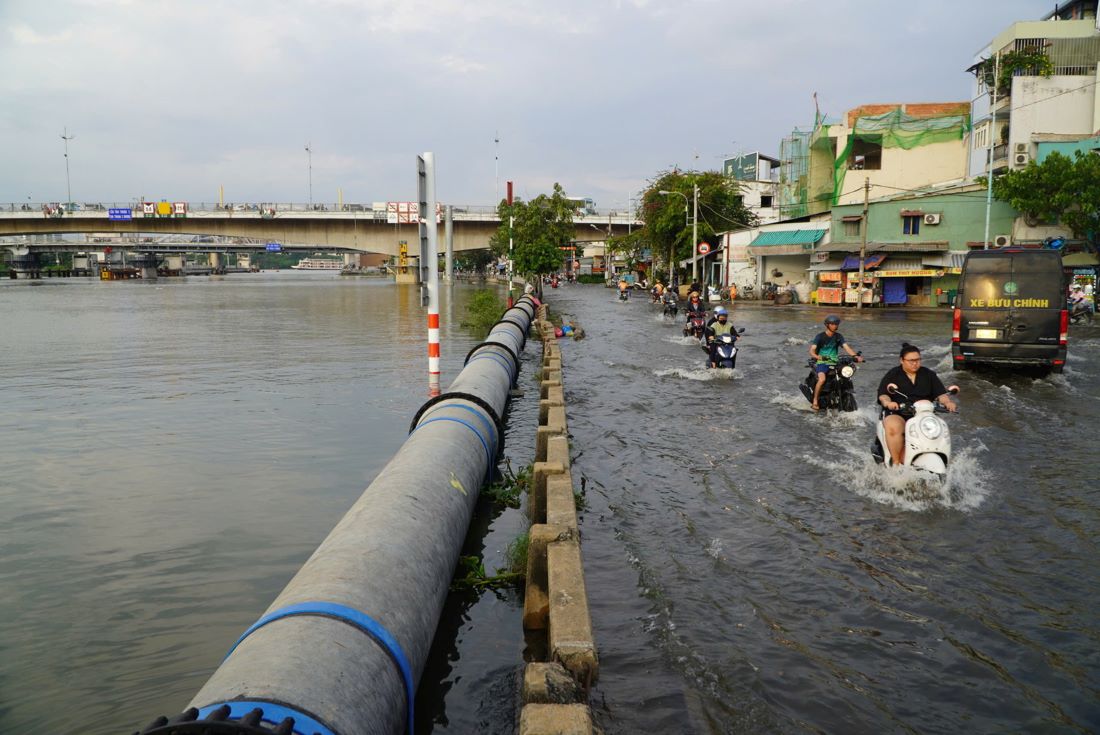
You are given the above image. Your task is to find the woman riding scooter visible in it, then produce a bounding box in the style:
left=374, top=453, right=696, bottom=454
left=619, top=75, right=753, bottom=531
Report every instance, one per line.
left=877, top=343, right=958, bottom=466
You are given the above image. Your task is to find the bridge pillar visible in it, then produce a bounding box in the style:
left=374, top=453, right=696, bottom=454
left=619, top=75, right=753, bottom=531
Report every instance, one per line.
left=395, top=255, right=420, bottom=285
left=132, top=253, right=158, bottom=281
left=444, top=205, right=454, bottom=283
left=209, top=252, right=222, bottom=273
left=343, top=253, right=357, bottom=269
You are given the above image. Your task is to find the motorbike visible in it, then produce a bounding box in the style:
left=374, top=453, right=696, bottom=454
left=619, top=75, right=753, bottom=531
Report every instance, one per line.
left=1068, top=298, right=1093, bottom=324
left=707, top=329, right=745, bottom=368
left=618, top=289, right=629, bottom=301
left=683, top=311, right=707, bottom=338
left=799, top=353, right=861, bottom=411
left=662, top=298, right=679, bottom=318
left=871, top=385, right=960, bottom=480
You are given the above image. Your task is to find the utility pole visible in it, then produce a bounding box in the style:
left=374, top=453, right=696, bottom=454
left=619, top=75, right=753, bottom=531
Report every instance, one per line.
left=507, top=180, right=514, bottom=307
left=61, top=127, right=74, bottom=207
left=857, top=177, right=869, bottom=310
left=693, top=181, right=701, bottom=298
left=305, top=143, right=313, bottom=208
left=982, top=52, right=1000, bottom=250
left=494, top=132, right=500, bottom=204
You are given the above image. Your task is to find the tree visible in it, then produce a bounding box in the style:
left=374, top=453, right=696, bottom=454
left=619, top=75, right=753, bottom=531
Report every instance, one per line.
left=989, top=150, right=1100, bottom=250
left=614, top=170, right=757, bottom=283
left=490, top=183, right=575, bottom=277
left=455, top=248, right=494, bottom=275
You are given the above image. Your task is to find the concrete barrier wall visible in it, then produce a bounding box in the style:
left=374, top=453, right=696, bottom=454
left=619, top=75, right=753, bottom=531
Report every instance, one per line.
left=519, top=303, right=600, bottom=735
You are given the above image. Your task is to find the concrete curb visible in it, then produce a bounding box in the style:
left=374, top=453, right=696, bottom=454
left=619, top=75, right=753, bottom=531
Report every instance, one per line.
left=519, top=303, right=601, bottom=735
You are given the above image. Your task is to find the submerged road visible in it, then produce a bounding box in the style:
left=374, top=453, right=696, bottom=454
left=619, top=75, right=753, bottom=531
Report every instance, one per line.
left=549, top=285, right=1099, bottom=734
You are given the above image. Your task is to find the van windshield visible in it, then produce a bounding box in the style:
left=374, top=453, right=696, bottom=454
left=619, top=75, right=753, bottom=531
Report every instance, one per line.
left=960, top=253, right=1064, bottom=309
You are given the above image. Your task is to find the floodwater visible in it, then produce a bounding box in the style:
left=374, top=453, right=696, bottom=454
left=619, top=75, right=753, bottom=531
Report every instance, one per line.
left=0, top=273, right=532, bottom=735
left=550, top=285, right=1100, bottom=734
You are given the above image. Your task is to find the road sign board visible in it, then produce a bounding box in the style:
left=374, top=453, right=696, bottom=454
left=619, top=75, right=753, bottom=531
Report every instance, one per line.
left=265, top=242, right=282, bottom=252
left=108, top=208, right=132, bottom=221
left=697, top=242, right=711, bottom=255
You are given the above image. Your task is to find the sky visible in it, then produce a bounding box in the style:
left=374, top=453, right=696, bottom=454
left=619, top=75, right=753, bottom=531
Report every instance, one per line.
left=1, top=0, right=1050, bottom=210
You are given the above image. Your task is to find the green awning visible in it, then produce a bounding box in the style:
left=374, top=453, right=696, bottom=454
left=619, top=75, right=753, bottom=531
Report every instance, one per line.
left=749, top=229, right=827, bottom=247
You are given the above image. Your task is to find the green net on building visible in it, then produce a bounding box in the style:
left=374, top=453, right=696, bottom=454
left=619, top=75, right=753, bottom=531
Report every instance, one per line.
left=779, top=105, right=971, bottom=219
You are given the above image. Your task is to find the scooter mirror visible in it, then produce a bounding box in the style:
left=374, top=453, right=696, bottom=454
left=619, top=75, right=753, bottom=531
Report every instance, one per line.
left=948, top=385, right=960, bottom=394
left=886, top=383, right=898, bottom=394
left=738, top=328, right=746, bottom=334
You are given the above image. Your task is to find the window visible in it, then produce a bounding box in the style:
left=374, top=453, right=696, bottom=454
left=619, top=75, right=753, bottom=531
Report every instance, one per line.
left=902, top=214, right=921, bottom=235
left=849, top=135, right=882, bottom=170
left=760, top=195, right=773, bottom=208
left=843, top=219, right=861, bottom=237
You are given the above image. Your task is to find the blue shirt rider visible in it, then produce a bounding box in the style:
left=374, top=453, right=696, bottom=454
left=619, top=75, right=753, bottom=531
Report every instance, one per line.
left=809, top=314, right=863, bottom=410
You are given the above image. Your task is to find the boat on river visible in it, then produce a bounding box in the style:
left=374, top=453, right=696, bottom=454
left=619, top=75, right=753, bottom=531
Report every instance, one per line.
left=291, top=258, right=343, bottom=270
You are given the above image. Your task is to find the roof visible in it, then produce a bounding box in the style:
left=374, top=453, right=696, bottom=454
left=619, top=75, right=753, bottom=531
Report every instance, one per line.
left=749, top=229, right=827, bottom=247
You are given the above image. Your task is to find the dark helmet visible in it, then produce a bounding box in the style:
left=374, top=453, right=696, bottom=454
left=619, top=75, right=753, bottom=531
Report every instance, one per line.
left=824, top=314, right=841, bottom=325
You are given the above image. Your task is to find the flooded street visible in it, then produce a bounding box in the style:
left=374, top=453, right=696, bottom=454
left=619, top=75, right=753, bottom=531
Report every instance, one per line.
left=551, top=285, right=1100, bottom=734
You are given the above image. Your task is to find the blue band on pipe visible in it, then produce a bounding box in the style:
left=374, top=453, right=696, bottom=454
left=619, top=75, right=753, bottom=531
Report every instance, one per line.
left=223, top=601, right=415, bottom=734
left=468, top=352, right=515, bottom=381
left=412, top=416, right=493, bottom=471
left=420, top=402, right=497, bottom=452
left=196, top=701, right=335, bottom=735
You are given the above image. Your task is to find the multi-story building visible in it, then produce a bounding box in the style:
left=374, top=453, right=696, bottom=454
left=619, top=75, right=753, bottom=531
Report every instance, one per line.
left=722, top=153, right=781, bottom=225
left=967, top=0, right=1100, bottom=180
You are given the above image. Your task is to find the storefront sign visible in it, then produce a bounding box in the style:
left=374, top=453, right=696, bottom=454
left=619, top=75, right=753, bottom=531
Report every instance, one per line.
left=875, top=269, right=945, bottom=278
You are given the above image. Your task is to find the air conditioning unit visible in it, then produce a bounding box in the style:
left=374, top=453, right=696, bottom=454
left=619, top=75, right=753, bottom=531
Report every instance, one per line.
left=1015, top=142, right=1028, bottom=154
left=994, top=234, right=1011, bottom=247
left=1014, top=152, right=1030, bottom=166
left=923, top=213, right=942, bottom=225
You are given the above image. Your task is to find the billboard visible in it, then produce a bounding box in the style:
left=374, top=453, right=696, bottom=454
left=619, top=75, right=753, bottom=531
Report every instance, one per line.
left=723, top=153, right=759, bottom=182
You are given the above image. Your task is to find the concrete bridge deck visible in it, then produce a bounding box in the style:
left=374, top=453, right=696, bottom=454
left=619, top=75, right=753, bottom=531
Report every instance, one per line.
left=0, top=203, right=638, bottom=256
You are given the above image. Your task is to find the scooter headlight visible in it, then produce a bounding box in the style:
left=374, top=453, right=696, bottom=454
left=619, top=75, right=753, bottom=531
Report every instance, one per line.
left=839, top=364, right=855, bottom=379
left=918, top=416, right=943, bottom=439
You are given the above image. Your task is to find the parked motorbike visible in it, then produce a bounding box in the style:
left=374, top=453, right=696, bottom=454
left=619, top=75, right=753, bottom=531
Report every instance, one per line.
left=799, top=353, right=861, bottom=412
left=871, top=385, right=960, bottom=481
left=683, top=311, right=707, bottom=338
left=707, top=329, right=745, bottom=369
left=761, top=281, right=778, bottom=300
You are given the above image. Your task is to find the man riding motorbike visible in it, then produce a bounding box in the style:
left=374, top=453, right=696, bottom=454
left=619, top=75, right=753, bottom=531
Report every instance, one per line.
left=809, top=314, right=864, bottom=411
left=703, top=306, right=738, bottom=368
left=1069, top=285, right=1092, bottom=321
left=877, top=343, right=958, bottom=466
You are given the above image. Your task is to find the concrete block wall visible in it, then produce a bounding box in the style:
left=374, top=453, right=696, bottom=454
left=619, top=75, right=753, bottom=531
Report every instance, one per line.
left=519, top=303, right=601, bottom=735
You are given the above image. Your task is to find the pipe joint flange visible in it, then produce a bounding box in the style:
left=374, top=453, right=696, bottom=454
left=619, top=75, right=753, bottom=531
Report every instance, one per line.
left=409, top=391, right=506, bottom=457
left=135, top=702, right=331, bottom=735
left=463, top=339, right=520, bottom=379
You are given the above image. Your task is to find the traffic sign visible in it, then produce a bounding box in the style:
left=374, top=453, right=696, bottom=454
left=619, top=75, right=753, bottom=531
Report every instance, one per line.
left=697, top=242, right=711, bottom=255
left=108, top=208, right=132, bottom=221
left=265, top=242, right=282, bottom=252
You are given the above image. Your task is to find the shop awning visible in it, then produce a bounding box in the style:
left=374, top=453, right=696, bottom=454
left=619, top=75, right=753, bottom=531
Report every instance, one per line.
left=840, top=254, right=888, bottom=271
left=747, top=229, right=827, bottom=256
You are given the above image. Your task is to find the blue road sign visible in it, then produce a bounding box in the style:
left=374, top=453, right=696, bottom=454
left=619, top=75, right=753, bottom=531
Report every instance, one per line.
left=265, top=242, right=282, bottom=252
left=108, top=208, right=133, bottom=221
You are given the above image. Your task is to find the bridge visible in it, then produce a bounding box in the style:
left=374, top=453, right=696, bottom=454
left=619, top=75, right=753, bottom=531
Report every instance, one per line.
left=0, top=201, right=639, bottom=258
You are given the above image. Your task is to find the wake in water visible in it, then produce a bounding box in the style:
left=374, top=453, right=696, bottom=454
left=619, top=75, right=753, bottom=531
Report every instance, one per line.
left=655, top=366, right=741, bottom=382
left=804, top=441, right=991, bottom=512
left=664, top=334, right=705, bottom=346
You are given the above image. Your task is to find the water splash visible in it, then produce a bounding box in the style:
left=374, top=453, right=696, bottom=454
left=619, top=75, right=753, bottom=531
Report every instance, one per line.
left=663, top=334, right=705, bottom=347
left=655, top=366, right=741, bottom=381
left=705, top=538, right=723, bottom=559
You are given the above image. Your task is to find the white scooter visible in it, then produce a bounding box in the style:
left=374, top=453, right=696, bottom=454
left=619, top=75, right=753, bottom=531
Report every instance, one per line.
left=871, top=384, right=959, bottom=480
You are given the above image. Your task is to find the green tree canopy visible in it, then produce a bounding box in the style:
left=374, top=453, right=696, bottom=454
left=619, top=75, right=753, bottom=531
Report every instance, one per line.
left=611, top=170, right=756, bottom=283
left=989, top=150, right=1100, bottom=249
left=490, top=183, right=576, bottom=277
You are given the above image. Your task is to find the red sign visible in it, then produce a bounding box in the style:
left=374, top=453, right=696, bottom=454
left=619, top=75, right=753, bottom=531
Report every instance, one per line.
left=697, top=242, right=711, bottom=255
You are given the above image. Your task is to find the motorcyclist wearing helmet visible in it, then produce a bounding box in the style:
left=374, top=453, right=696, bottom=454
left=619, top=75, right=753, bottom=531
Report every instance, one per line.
left=809, top=314, right=863, bottom=410
left=704, top=306, right=739, bottom=367
left=684, top=291, right=704, bottom=319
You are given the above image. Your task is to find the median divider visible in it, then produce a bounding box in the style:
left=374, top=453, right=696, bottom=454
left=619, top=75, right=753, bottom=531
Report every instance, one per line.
left=519, top=302, right=600, bottom=735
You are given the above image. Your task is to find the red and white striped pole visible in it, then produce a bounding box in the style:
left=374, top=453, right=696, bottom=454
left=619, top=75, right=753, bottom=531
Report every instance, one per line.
left=418, top=153, right=441, bottom=396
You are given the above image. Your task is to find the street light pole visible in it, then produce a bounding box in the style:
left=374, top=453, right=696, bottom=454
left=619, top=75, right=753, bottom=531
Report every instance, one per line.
left=305, top=143, right=313, bottom=208
left=61, top=127, right=74, bottom=207
left=692, top=181, right=701, bottom=298
left=658, top=189, right=689, bottom=289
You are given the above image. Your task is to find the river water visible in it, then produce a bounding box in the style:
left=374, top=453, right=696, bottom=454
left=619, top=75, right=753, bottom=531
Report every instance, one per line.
left=0, top=273, right=534, bottom=735
left=551, top=285, right=1100, bottom=734
left=3, top=276, right=1098, bottom=734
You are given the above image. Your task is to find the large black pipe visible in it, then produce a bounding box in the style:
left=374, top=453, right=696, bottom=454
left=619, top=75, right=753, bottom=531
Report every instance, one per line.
left=135, top=295, right=539, bottom=735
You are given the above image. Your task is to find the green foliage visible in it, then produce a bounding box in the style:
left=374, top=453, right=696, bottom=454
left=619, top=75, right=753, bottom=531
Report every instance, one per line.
left=979, top=47, right=1054, bottom=96
left=623, top=170, right=757, bottom=283
left=481, top=460, right=531, bottom=509
left=490, top=183, right=576, bottom=277
left=455, top=248, right=494, bottom=274
left=461, top=288, right=505, bottom=337
left=989, top=150, right=1100, bottom=247
left=504, top=533, right=529, bottom=576
left=575, top=274, right=604, bottom=284
left=451, top=553, right=525, bottom=591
